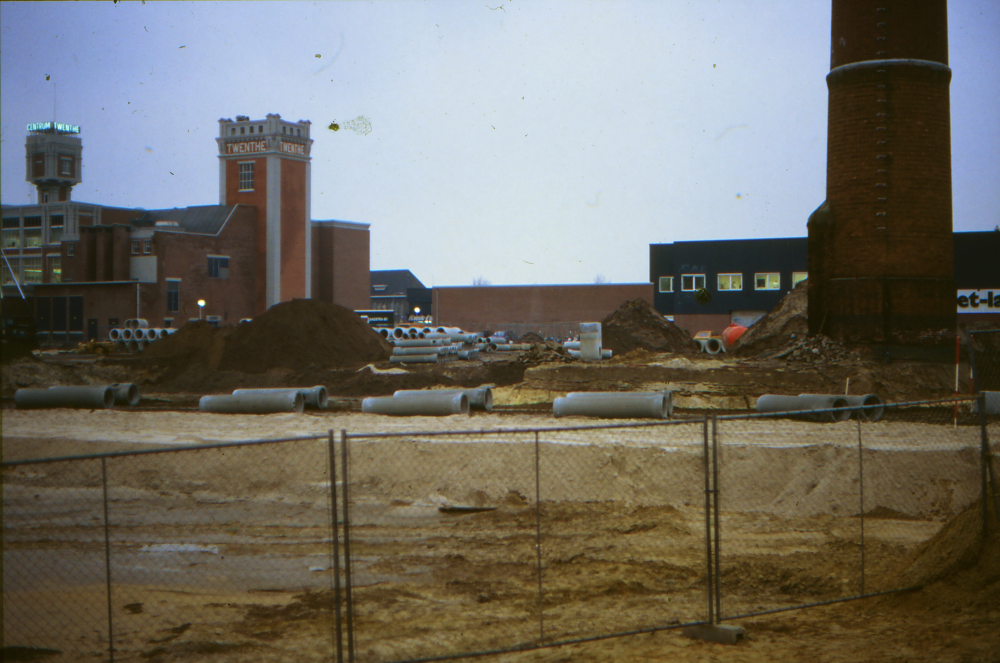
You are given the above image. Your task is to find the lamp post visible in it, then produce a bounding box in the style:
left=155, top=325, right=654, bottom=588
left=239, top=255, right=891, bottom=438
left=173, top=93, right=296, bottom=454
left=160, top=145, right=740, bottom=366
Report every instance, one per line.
left=198, top=299, right=206, bottom=320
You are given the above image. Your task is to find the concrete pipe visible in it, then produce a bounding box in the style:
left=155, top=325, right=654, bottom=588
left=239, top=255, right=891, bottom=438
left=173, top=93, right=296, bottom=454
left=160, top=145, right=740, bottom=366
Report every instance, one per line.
left=233, top=386, right=329, bottom=409
left=137, top=340, right=149, bottom=351
left=121, top=328, right=133, bottom=341
left=389, top=354, right=440, bottom=364
left=567, top=349, right=582, bottom=358
left=458, top=349, right=479, bottom=360
left=134, top=328, right=146, bottom=341
left=114, top=340, right=127, bottom=353
left=394, top=338, right=446, bottom=347
left=199, top=391, right=304, bottom=414
left=807, top=393, right=884, bottom=422
left=601, top=349, right=613, bottom=359
left=164, top=328, right=177, bottom=335
left=16, top=386, right=115, bottom=410
left=109, top=383, right=140, bottom=406
left=554, top=391, right=671, bottom=419
left=157, top=329, right=170, bottom=340
left=363, top=392, right=469, bottom=416
left=109, top=328, right=122, bottom=341
left=696, top=338, right=723, bottom=355
left=392, top=327, right=406, bottom=339
left=407, top=328, right=420, bottom=339
left=564, top=341, right=581, bottom=350
left=395, top=385, right=494, bottom=411
left=580, top=322, right=602, bottom=361
left=378, top=328, right=390, bottom=339
left=757, top=394, right=851, bottom=422
left=393, top=346, right=447, bottom=355
left=125, top=319, right=148, bottom=330
left=126, top=340, right=139, bottom=352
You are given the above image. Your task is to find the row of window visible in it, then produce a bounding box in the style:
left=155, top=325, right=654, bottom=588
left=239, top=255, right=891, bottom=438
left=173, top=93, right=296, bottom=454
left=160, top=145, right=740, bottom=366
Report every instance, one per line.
left=131, top=239, right=153, bottom=255
left=1, top=256, right=60, bottom=285
left=659, top=272, right=807, bottom=293
left=2, top=216, right=64, bottom=249
left=30, top=154, right=76, bottom=178
left=228, top=125, right=304, bottom=137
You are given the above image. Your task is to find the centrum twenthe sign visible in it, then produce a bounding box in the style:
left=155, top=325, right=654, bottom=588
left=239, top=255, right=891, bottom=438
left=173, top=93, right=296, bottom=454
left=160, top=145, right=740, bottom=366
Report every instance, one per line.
left=28, top=122, right=80, bottom=134
left=279, top=141, right=307, bottom=156
left=225, top=140, right=268, bottom=155
left=957, top=289, right=1000, bottom=313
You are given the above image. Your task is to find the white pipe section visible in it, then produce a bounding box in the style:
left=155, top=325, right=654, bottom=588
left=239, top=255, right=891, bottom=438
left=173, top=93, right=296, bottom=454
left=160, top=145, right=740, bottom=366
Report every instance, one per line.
left=395, top=385, right=494, bottom=411
left=137, top=340, right=148, bottom=351
left=363, top=392, right=469, bottom=416
left=133, top=328, right=146, bottom=341
left=806, top=393, right=884, bottom=422
left=378, top=328, right=390, bottom=339
left=126, top=340, right=139, bottom=352
left=121, top=328, right=133, bottom=341
left=696, top=338, right=723, bottom=354
left=580, top=322, right=602, bottom=361
left=200, top=391, right=304, bottom=414
left=756, top=394, right=851, bottom=422
left=390, top=354, right=440, bottom=364
left=392, top=327, right=406, bottom=339
left=554, top=391, right=671, bottom=419
left=109, top=383, right=140, bottom=406
left=16, top=386, right=115, bottom=410
left=108, top=328, right=121, bottom=341
left=394, top=338, right=447, bottom=347
left=564, top=341, right=581, bottom=350
left=601, top=349, right=613, bottom=359
left=458, top=349, right=479, bottom=360
left=393, top=346, right=448, bottom=355
left=233, top=386, right=329, bottom=409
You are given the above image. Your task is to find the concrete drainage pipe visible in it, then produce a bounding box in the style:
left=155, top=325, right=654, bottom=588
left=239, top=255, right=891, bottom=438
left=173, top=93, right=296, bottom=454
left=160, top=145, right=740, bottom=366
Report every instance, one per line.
left=362, top=392, right=469, bottom=416
left=806, top=393, right=884, bottom=422
left=554, top=391, right=672, bottom=419
left=109, top=328, right=121, bottom=341
left=756, top=394, right=852, bottom=422
left=394, top=386, right=494, bottom=411
left=199, top=391, right=305, bottom=414
left=110, top=383, right=140, bottom=406
left=16, top=386, right=115, bottom=410
left=232, top=386, right=329, bottom=410
left=121, top=328, right=133, bottom=341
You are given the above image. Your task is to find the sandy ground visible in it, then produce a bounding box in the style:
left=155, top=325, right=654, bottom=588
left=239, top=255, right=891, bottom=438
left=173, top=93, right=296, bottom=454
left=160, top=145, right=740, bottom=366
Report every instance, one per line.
left=3, top=408, right=998, bottom=662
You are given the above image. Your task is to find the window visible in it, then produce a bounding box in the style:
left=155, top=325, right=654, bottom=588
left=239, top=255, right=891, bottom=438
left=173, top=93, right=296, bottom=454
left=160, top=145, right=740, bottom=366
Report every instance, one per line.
left=681, top=274, right=706, bottom=291
left=792, top=272, right=808, bottom=287
left=373, top=284, right=387, bottom=291
left=239, top=162, right=254, bottom=191
left=249, top=126, right=254, bottom=134
left=49, top=215, right=64, bottom=244
left=282, top=126, right=286, bottom=134
left=658, top=276, right=673, bottom=293
left=47, top=255, right=61, bottom=283
left=717, top=273, right=742, bottom=291
left=2, top=218, right=19, bottom=249
left=230, top=128, right=236, bottom=136
left=166, top=279, right=180, bottom=312
left=42, top=193, right=49, bottom=204
left=1, top=259, right=16, bottom=285
left=24, top=217, right=42, bottom=248
left=131, top=239, right=141, bottom=255
left=22, top=257, right=42, bottom=284
left=258, top=125, right=263, bottom=133
left=208, top=256, right=229, bottom=279
left=755, top=272, right=781, bottom=290
left=33, top=154, right=44, bottom=178
left=59, top=156, right=73, bottom=176
left=66, top=243, right=75, bottom=257
left=240, top=126, right=245, bottom=135
left=143, top=239, right=152, bottom=254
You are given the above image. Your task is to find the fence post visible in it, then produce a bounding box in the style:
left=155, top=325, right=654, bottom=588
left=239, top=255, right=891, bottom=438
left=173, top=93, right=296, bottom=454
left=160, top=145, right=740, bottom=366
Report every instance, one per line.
left=701, top=415, right=715, bottom=624
left=328, top=431, right=344, bottom=663
left=533, top=431, right=545, bottom=642
left=101, top=458, right=115, bottom=663
left=856, top=418, right=866, bottom=595
left=977, top=394, right=1000, bottom=530
left=711, top=415, right=722, bottom=621
left=340, top=429, right=355, bottom=663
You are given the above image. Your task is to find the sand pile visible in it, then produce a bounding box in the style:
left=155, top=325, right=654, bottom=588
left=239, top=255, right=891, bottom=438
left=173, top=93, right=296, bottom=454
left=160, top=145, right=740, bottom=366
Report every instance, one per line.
left=140, top=299, right=392, bottom=381
left=731, top=280, right=809, bottom=355
left=600, top=299, right=699, bottom=356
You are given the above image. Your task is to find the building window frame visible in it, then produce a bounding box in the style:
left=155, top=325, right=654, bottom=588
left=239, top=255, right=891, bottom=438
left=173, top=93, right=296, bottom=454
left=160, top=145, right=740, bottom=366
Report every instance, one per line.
left=49, top=215, right=64, bottom=245
left=238, top=161, right=254, bottom=192
left=207, top=255, right=230, bottom=279
left=131, top=239, right=141, bottom=256
left=1, top=258, right=17, bottom=285
left=658, top=276, right=673, bottom=293
left=792, top=272, right=808, bottom=287
left=755, top=272, right=781, bottom=291
left=166, top=279, right=180, bottom=313
left=59, top=155, right=73, bottom=176
left=47, top=254, right=62, bottom=283
left=66, top=243, right=75, bottom=257
left=680, top=274, right=706, bottom=292
left=717, top=273, right=743, bottom=291
left=23, top=216, right=42, bottom=248
left=22, top=257, right=43, bottom=284
left=143, top=239, right=152, bottom=255
left=2, top=217, right=20, bottom=249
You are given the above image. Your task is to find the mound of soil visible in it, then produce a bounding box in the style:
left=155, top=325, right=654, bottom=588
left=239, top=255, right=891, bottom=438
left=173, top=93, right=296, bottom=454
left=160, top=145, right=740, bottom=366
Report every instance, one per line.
left=1, top=339, right=37, bottom=363
left=139, top=299, right=392, bottom=385
left=600, top=299, right=699, bottom=355
left=731, top=280, right=809, bottom=355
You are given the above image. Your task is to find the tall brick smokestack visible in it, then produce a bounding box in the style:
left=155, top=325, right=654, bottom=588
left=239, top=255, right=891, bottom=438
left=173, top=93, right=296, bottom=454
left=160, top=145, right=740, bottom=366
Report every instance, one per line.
left=808, top=0, right=956, bottom=344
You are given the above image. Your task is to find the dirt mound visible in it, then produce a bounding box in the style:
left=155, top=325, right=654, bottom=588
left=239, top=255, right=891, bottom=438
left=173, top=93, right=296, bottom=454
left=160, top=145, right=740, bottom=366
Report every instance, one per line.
left=139, top=299, right=392, bottom=386
left=517, top=331, right=546, bottom=344
left=732, top=280, right=809, bottom=355
left=600, top=299, right=699, bottom=355
left=1, top=339, right=37, bottom=363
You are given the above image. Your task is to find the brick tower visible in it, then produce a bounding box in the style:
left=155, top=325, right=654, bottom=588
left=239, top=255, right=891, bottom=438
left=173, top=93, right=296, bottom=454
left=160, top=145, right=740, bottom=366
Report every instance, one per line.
left=217, top=113, right=312, bottom=313
left=808, top=0, right=956, bottom=344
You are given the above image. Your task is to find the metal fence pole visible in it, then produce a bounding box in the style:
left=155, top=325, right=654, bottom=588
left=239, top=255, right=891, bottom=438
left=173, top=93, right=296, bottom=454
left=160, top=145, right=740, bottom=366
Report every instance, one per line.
left=340, top=430, right=355, bottom=663
left=701, top=415, right=715, bottom=625
left=711, top=415, right=722, bottom=621
left=328, top=431, right=344, bottom=663
left=533, top=431, right=545, bottom=642
left=101, top=458, right=115, bottom=663
left=857, top=418, right=866, bottom=595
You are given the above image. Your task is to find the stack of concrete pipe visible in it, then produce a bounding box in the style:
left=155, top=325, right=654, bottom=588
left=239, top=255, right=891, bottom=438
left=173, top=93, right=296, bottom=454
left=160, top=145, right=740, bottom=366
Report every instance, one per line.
left=756, top=393, right=884, bottom=422
left=385, top=327, right=488, bottom=364
left=695, top=336, right=724, bottom=355
left=15, top=383, right=141, bottom=410
left=362, top=391, right=470, bottom=416
left=553, top=391, right=672, bottom=419
left=108, top=325, right=176, bottom=352
left=199, top=386, right=329, bottom=414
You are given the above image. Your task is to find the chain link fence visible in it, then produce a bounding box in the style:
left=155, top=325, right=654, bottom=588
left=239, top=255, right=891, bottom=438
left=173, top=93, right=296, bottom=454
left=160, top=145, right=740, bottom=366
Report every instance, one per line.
left=3, top=399, right=994, bottom=662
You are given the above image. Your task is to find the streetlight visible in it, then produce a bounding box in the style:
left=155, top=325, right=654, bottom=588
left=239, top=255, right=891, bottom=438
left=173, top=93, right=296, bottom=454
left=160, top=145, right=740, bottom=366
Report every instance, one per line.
left=197, top=299, right=206, bottom=320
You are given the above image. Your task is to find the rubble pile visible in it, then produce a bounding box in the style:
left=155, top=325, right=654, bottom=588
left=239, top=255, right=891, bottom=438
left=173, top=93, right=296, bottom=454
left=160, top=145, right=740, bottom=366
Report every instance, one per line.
left=731, top=280, right=809, bottom=356
left=756, top=333, right=859, bottom=364
left=601, top=299, right=699, bottom=355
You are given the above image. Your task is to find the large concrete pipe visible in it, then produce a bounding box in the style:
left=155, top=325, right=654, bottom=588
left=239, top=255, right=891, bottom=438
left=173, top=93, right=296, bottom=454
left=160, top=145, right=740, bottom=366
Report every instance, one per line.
left=378, top=328, right=390, bottom=339
left=756, top=394, right=851, bottom=422
left=394, top=338, right=446, bottom=347
left=125, top=319, right=149, bottom=330
left=114, top=340, right=127, bottom=353
left=199, top=391, right=304, bottom=414
left=133, top=328, right=146, bottom=341
left=458, top=349, right=479, bottom=360
left=696, top=338, right=723, bottom=355
left=564, top=341, right=581, bottom=350
left=554, top=391, right=672, bottom=419
left=233, top=386, right=329, bottom=409
left=390, top=354, right=440, bottom=364
left=580, top=322, right=602, bottom=361
left=362, top=392, right=469, bottom=416
left=16, top=386, right=115, bottom=410
left=121, top=328, right=133, bottom=341
left=137, top=340, right=149, bottom=351
left=391, top=327, right=407, bottom=339
left=806, top=393, right=884, bottom=422
left=126, top=340, right=139, bottom=352
left=395, top=385, right=494, bottom=411
left=109, top=383, right=140, bottom=406
left=108, top=328, right=121, bottom=341
left=392, top=346, right=450, bottom=356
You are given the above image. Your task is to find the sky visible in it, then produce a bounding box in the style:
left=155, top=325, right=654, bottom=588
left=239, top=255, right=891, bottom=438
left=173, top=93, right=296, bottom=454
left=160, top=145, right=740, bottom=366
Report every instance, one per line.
left=2, top=1, right=998, bottom=288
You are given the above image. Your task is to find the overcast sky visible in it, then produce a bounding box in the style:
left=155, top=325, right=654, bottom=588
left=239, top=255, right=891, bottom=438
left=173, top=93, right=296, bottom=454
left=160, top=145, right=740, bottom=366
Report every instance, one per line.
left=2, top=1, right=997, bottom=287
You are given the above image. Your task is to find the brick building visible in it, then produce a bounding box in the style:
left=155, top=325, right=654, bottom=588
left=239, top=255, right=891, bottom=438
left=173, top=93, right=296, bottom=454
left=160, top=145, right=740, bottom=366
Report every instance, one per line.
left=1, top=115, right=370, bottom=346
left=808, top=0, right=956, bottom=343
